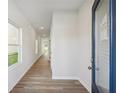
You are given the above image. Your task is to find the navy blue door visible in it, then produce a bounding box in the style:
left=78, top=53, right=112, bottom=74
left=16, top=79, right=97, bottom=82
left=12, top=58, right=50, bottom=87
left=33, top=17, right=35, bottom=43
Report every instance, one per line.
left=92, top=0, right=116, bottom=93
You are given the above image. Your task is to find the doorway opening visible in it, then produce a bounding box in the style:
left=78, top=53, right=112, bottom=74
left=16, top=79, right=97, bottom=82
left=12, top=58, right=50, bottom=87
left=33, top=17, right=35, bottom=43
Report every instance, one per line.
left=40, top=36, right=51, bottom=62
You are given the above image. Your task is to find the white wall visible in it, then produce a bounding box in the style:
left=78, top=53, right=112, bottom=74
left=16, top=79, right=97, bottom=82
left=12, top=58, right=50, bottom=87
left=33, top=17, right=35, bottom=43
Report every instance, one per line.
left=51, top=11, right=79, bottom=79
left=51, top=0, right=94, bottom=92
left=77, top=0, right=94, bottom=92
left=8, top=0, right=41, bottom=91
left=8, top=0, right=94, bottom=92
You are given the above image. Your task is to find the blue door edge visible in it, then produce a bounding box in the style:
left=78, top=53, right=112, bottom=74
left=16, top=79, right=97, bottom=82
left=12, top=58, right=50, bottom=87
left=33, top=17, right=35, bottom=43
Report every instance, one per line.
left=109, top=0, right=116, bottom=93
left=91, top=0, right=116, bottom=93
left=92, top=0, right=100, bottom=93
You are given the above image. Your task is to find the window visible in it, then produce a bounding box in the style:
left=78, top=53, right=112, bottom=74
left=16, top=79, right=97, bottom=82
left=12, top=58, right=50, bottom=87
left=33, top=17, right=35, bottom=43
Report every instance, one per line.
left=8, top=22, right=22, bottom=67
left=35, top=40, right=38, bottom=54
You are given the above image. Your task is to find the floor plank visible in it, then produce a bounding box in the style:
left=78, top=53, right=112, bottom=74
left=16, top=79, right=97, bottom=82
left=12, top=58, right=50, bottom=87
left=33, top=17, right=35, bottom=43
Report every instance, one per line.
left=10, top=57, right=89, bottom=93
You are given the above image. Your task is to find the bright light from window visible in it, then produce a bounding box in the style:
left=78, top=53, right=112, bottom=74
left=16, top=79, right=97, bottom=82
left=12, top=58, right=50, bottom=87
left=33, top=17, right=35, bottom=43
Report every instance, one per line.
left=8, top=22, right=21, bottom=67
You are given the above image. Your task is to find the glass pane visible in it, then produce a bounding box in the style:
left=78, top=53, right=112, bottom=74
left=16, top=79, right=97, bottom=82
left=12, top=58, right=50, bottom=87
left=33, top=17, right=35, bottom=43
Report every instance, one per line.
left=8, top=23, right=19, bottom=44
left=8, top=46, right=19, bottom=66
left=95, top=0, right=109, bottom=93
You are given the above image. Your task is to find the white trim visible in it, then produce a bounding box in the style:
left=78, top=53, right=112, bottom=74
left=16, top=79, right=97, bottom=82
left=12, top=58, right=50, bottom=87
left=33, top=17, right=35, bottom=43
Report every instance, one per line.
left=19, top=28, right=23, bottom=63
left=8, top=62, right=20, bottom=71
left=78, top=78, right=91, bottom=93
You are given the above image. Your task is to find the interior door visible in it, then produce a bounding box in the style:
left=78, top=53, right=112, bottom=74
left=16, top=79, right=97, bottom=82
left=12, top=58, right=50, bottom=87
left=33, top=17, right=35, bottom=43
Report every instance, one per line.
left=92, top=0, right=116, bottom=93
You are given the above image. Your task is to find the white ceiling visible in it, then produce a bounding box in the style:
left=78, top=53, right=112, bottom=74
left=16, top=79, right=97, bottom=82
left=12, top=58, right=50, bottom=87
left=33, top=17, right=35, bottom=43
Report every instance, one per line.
left=14, top=0, right=84, bottom=36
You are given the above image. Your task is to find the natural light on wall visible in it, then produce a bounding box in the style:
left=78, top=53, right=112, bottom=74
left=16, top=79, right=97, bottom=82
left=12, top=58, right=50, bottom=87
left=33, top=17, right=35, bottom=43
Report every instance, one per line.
left=8, top=22, right=21, bottom=67
left=35, top=40, right=38, bottom=54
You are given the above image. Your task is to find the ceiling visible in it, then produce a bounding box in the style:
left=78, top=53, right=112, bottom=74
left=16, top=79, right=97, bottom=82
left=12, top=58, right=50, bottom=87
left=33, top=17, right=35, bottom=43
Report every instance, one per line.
left=14, top=0, right=84, bottom=37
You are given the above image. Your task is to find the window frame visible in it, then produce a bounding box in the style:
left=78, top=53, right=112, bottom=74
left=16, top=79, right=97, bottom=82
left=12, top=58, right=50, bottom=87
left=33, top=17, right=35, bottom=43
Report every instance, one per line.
left=8, top=19, right=22, bottom=70
left=35, top=39, right=38, bottom=54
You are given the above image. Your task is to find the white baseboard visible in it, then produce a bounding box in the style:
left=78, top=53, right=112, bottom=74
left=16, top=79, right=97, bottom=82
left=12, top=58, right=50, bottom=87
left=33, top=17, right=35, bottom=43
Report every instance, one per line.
left=78, top=78, right=91, bottom=93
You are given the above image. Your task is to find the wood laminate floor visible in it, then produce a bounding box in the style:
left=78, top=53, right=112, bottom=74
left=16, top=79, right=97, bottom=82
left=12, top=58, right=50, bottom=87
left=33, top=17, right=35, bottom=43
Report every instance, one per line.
left=10, top=57, right=89, bottom=93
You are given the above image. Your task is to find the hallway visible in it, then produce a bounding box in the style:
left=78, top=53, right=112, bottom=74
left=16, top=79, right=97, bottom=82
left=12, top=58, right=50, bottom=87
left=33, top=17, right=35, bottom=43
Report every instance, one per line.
left=10, top=57, right=89, bottom=93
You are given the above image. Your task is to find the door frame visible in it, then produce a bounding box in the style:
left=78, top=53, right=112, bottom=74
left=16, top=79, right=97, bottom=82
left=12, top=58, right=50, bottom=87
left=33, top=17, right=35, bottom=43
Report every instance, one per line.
left=92, top=0, right=116, bottom=93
